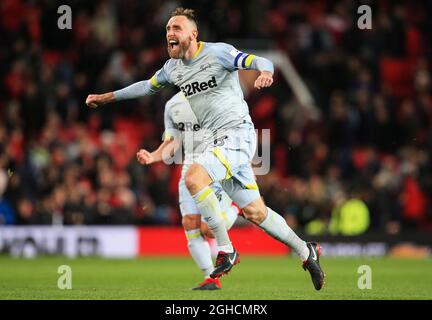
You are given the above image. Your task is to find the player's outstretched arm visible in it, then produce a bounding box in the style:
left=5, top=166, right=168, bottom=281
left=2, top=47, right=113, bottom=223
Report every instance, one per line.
left=214, top=43, right=274, bottom=90
left=248, top=55, right=274, bottom=90
left=136, top=138, right=181, bottom=165
left=85, top=79, right=158, bottom=108
left=85, top=92, right=116, bottom=108
left=85, top=63, right=171, bottom=108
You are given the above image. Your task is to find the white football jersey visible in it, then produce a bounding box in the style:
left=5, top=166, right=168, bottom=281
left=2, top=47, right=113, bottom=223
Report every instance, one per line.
left=163, top=92, right=205, bottom=163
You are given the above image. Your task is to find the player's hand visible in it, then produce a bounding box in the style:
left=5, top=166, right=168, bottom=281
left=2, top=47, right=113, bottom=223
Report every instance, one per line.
left=254, top=71, right=273, bottom=90
left=85, top=93, right=114, bottom=108
left=136, top=149, right=155, bottom=165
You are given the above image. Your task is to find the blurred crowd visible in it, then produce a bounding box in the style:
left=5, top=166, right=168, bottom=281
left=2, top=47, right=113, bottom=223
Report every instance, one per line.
left=0, top=0, right=431, bottom=235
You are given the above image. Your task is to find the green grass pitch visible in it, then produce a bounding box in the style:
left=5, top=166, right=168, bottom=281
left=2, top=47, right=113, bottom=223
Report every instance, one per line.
left=0, top=256, right=431, bottom=300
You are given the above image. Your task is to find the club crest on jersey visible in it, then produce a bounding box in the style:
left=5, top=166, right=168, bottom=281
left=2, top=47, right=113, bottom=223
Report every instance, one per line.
left=200, top=63, right=211, bottom=71
left=180, top=76, right=217, bottom=97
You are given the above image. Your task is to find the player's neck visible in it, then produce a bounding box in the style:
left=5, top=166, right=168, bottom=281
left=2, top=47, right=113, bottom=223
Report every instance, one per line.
left=183, top=41, right=201, bottom=61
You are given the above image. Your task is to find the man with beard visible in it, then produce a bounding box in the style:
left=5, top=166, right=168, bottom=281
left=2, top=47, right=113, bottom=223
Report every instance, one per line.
left=86, top=7, right=325, bottom=290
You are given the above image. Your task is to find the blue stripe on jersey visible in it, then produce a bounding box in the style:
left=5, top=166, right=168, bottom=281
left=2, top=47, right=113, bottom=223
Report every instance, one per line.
left=242, top=54, right=249, bottom=68
left=234, top=52, right=243, bottom=68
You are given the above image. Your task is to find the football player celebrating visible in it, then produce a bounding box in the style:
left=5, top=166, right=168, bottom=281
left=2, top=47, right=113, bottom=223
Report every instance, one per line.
left=86, top=8, right=325, bottom=290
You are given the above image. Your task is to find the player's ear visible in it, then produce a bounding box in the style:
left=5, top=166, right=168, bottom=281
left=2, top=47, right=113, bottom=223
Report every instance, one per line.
left=192, top=29, right=198, bottom=41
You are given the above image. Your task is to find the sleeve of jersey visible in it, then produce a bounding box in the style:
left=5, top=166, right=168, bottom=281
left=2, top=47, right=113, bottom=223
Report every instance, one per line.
left=162, top=105, right=180, bottom=142
left=215, top=43, right=274, bottom=73
left=113, top=64, right=171, bottom=101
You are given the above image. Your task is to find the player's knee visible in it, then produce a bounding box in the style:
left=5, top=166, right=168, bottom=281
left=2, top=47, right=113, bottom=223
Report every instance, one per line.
left=184, top=174, right=199, bottom=194
left=182, top=215, right=201, bottom=231
left=185, top=164, right=209, bottom=195
left=242, top=202, right=267, bottom=224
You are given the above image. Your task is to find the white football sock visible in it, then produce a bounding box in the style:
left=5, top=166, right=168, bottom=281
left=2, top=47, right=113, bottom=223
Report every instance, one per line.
left=223, top=205, right=238, bottom=230
left=194, top=186, right=233, bottom=253
left=259, top=207, right=310, bottom=261
left=185, top=228, right=214, bottom=278
left=207, top=238, right=218, bottom=260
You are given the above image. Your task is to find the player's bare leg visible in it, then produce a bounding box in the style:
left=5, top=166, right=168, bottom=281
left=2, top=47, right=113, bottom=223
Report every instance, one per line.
left=200, top=221, right=216, bottom=239
left=185, top=163, right=240, bottom=278
left=242, top=197, right=325, bottom=290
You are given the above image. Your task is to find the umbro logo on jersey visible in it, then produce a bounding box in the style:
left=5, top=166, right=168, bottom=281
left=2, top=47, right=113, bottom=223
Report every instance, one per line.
left=180, top=76, right=217, bottom=97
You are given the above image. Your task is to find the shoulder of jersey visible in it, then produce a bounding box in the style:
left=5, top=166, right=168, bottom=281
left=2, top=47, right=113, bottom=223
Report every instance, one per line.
left=204, top=42, right=245, bottom=65
left=203, top=41, right=232, bottom=53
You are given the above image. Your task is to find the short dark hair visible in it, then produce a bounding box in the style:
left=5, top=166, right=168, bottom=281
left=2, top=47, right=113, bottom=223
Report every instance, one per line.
left=170, top=7, right=198, bottom=27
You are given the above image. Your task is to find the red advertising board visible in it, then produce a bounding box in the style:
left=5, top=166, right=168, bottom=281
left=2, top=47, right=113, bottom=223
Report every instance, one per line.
left=138, top=226, right=290, bottom=256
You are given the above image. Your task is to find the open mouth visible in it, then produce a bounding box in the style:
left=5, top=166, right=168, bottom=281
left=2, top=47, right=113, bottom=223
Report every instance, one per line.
left=169, top=39, right=179, bottom=50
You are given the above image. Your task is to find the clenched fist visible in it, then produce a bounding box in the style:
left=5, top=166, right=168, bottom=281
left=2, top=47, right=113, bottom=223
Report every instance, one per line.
left=85, top=92, right=115, bottom=108
left=136, top=149, right=155, bottom=165
left=254, top=71, right=273, bottom=90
